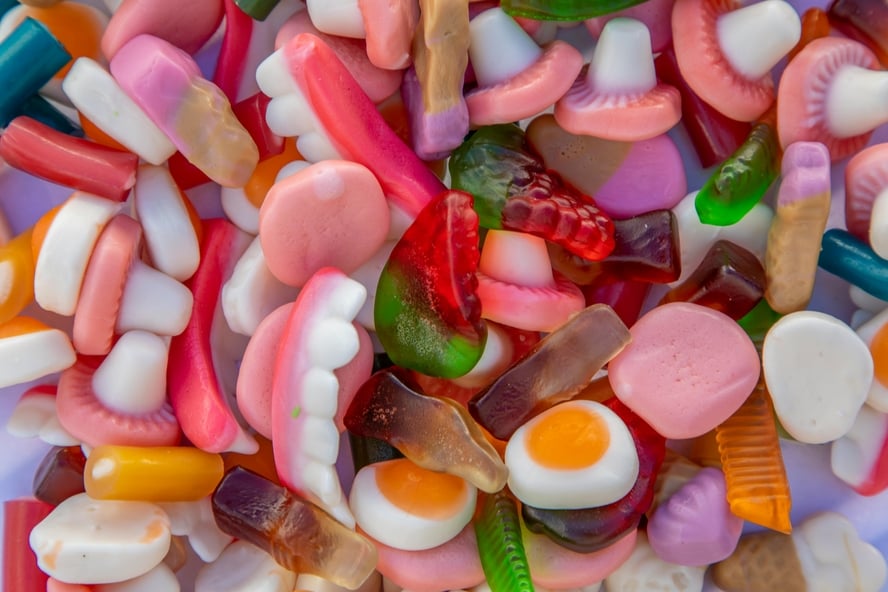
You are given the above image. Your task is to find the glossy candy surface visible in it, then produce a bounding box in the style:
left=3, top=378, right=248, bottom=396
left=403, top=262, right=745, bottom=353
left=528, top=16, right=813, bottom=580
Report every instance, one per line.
left=521, top=398, right=665, bottom=553
left=344, top=369, right=508, bottom=493
left=374, top=190, right=487, bottom=378
left=449, top=123, right=615, bottom=261
left=474, top=491, right=533, bottom=592
left=695, top=120, right=782, bottom=226
left=501, top=0, right=648, bottom=19
left=661, top=239, right=766, bottom=320
left=469, top=303, right=630, bottom=440
left=212, top=467, right=377, bottom=589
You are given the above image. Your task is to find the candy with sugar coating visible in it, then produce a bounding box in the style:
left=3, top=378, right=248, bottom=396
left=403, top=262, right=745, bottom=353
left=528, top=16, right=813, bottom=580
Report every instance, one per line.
left=763, top=310, right=873, bottom=443
left=608, top=302, right=760, bottom=439
left=29, top=493, right=171, bottom=584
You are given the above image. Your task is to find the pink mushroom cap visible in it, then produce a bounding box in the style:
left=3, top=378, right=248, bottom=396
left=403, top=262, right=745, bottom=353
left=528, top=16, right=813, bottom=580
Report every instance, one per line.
left=465, top=40, right=584, bottom=126
left=672, top=0, right=775, bottom=122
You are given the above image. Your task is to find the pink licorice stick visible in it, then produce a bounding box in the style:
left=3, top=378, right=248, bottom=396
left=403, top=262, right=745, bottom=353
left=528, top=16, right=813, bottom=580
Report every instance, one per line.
left=168, top=218, right=257, bottom=454
left=0, top=116, right=138, bottom=203
left=279, top=33, right=445, bottom=219
left=213, top=0, right=253, bottom=101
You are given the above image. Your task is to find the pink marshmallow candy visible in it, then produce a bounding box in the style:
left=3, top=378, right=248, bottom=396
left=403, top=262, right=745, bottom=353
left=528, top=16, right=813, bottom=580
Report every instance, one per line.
left=608, top=302, right=761, bottom=439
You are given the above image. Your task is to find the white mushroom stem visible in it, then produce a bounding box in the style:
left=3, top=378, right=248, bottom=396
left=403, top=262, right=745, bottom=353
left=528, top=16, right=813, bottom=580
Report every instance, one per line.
left=92, top=330, right=169, bottom=414
left=716, top=0, right=801, bottom=80
left=116, top=261, right=194, bottom=336
left=480, top=229, right=555, bottom=287
left=587, top=18, right=657, bottom=93
left=827, top=66, right=888, bottom=138
left=469, top=7, right=543, bottom=87
left=306, top=0, right=366, bottom=39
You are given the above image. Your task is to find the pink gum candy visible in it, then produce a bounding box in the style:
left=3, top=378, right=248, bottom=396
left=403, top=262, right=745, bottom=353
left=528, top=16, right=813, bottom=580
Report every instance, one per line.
left=358, top=0, right=419, bottom=70
left=102, top=0, right=224, bottom=59
left=279, top=33, right=444, bottom=219
left=259, top=160, right=390, bottom=288
left=671, top=0, right=775, bottom=122
left=465, top=40, right=584, bottom=126
left=845, top=143, right=888, bottom=241
left=777, top=37, right=879, bottom=160
left=607, top=302, right=761, bottom=439
left=237, top=301, right=374, bottom=440
left=524, top=525, right=638, bottom=589
left=56, top=357, right=180, bottom=448
left=369, top=524, right=486, bottom=592
left=275, top=10, right=403, bottom=104
left=168, top=219, right=257, bottom=455
left=72, top=215, right=141, bottom=356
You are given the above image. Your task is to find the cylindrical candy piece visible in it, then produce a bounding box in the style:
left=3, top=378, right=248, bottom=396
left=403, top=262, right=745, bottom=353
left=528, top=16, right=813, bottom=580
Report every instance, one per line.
left=0, top=116, right=138, bottom=202
left=0, top=17, right=70, bottom=126
left=85, top=445, right=224, bottom=502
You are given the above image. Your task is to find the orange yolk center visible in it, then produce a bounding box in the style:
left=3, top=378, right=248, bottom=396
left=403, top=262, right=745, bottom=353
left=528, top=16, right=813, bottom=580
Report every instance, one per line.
left=872, top=324, right=888, bottom=387
left=526, top=406, right=610, bottom=470
left=374, top=458, right=468, bottom=520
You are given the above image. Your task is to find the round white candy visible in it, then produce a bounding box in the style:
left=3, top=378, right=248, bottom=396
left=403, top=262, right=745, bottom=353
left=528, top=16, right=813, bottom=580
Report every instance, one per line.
left=763, top=311, right=873, bottom=443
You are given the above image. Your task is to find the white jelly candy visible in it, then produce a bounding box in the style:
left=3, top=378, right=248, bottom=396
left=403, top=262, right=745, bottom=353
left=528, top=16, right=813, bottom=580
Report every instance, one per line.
left=94, top=563, right=180, bottom=592
left=29, top=493, right=171, bottom=584
left=763, top=311, right=873, bottom=443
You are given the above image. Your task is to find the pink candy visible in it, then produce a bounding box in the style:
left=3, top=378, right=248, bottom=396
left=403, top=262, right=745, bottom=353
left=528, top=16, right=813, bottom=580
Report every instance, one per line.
left=608, top=302, right=761, bottom=439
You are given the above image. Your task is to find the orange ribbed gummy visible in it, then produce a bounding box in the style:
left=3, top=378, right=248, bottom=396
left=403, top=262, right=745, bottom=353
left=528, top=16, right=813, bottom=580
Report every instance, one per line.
left=716, top=379, right=792, bottom=533
left=0, top=228, right=35, bottom=324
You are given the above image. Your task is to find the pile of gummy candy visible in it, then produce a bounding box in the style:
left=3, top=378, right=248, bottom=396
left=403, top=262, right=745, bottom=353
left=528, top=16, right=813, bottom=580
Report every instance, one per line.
left=5, top=0, right=888, bottom=589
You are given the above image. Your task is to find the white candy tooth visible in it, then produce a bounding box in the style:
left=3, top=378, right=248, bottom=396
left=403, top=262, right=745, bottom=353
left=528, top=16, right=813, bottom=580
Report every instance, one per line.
left=92, top=331, right=169, bottom=415
left=300, top=368, right=339, bottom=419
left=256, top=49, right=299, bottom=98
left=325, top=277, right=367, bottom=320
left=275, top=160, right=312, bottom=182
left=831, top=405, right=888, bottom=489
left=301, top=416, right=340, bottom=465
left=267, top=94, right=317, bottom=138
left=296, top=131, right=343, bottom=163
left=350, top=241, right=397, bottom=331
left=222, top=238, right=299, bottom=337
left=308, top=318, right=360, bottom=369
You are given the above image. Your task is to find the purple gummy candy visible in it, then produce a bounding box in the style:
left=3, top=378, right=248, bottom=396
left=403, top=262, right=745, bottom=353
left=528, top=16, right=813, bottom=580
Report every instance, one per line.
left=646, top=466, right=743, bottom=567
